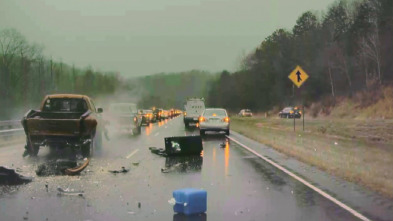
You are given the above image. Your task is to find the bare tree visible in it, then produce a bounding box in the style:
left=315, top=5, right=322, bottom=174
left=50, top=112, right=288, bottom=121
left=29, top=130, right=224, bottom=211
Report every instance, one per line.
left=357, top=0, right=382, bottom=85
left=0, top=29, right=28, bottom=114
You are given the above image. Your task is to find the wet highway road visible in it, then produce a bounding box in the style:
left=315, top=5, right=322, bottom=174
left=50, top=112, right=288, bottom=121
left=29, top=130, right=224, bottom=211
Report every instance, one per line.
left=0, top=116, right=364, bottom=221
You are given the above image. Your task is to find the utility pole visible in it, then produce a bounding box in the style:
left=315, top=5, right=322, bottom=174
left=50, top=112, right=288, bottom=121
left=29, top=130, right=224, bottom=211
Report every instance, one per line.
left=72, top=64, right=76, bottom=92
left=50, top=57, right=53, bottom=92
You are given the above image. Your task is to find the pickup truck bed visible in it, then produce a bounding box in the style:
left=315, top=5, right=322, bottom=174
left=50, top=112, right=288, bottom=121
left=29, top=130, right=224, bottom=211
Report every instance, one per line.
left=23, top=110, right=92, bottom=137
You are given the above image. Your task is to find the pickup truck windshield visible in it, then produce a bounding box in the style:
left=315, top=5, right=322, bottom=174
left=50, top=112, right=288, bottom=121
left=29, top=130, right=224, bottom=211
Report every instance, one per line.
left=43, top=98, right=88, bottom=113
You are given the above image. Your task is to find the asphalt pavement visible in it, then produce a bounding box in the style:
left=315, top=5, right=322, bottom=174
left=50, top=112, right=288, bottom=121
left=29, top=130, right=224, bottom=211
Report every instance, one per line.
left=0, top=116, right=368, bottom=221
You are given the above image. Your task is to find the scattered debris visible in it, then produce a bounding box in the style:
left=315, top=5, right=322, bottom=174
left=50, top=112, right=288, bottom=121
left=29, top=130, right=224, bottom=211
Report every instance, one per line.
left=0, top=166, right=33, bottom=185
left=334, top=142, right=338, bottom=145
left=57, top=187, right=84, bottom=197
left=162, top=156, right=203, bottom=173
left=36, top=159, right=89, bottom=176
left=36, top=160, right=77, bottom=176
left=161, top=168, right=170, bottom=173
left=109, top=167, right=129, bottom=174
left=149, top=147, right=167, bottom=156
left=161, top=163, right=182, bottom=173
left=128, top=211, right=135, bottom=215
left=45, top=184, right=48, bottom=192
left=138, top=202, right=141, bottom=208
left=132, top=162, right=140, bottom=166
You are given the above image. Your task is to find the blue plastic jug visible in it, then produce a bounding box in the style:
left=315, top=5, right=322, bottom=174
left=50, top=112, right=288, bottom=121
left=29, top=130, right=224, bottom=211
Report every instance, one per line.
left=172, top=188, right=207, bottom=215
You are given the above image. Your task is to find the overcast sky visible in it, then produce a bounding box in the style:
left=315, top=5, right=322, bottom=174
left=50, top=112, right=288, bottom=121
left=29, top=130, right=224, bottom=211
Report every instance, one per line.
left=0, top=0, right=335, bottom=76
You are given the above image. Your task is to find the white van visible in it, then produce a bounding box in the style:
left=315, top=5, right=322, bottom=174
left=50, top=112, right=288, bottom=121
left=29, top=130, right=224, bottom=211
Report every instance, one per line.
left=183, top=98, right=205, bottom=128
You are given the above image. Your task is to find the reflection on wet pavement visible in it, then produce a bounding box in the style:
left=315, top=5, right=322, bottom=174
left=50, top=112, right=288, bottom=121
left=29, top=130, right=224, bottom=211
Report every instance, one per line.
left=173, top=213, right=207, bottom=221
left=145, top=123, right=153, bottom=136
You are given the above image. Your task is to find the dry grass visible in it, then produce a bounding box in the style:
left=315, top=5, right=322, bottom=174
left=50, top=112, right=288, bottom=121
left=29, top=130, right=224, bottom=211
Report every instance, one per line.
left=231, top=117, right=393, bottom=198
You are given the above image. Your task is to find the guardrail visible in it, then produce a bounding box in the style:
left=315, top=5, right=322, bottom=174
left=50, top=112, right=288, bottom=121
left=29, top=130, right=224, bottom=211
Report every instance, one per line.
left=0, top=120, right=24, bottom=139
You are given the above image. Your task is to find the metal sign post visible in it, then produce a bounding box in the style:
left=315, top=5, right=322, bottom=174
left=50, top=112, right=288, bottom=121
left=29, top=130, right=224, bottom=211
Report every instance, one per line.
left=303, top=105, right=305, bottom=131
left=294, top=114, right=296, bottom=132
left=288, top=66, right=309, bottom=132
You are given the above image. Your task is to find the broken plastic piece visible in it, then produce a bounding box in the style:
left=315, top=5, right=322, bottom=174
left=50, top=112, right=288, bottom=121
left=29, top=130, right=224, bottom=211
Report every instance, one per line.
left=164, top=136, right=203, bottom=156
left=57, top=187, right=84, bottom=196
left=149, top=147, right=167, bottom=156
left=65, top=158, right=90, bottom=175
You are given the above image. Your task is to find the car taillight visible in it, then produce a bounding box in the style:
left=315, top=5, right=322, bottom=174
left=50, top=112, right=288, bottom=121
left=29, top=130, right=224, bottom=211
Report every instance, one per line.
left=299, top=111, right=302, bottom=114
left=223, top=117, right=230, bottom=122
left=199, top=117, right=205, bottom=122
left=134, top=117, right=137, bottom=122
left=290, top=111, right=294, bottom=114
left=184, top=112, right=187, bottom=116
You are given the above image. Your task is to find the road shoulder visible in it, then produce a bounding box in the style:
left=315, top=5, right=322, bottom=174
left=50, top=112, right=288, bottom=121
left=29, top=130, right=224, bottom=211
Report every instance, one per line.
left=229, top=131, right=393, bottom=221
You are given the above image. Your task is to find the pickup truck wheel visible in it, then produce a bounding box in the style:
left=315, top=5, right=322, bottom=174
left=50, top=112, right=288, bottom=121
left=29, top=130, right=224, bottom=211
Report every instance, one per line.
left=25, top=139, right=39, bottom=157
left=185, top=122, right=189, bottom=128
left=82, top=139, right=93, bottom=158
left=225, top=130, right=230, bottom=136
left=25, top=143, right=39, bottom=157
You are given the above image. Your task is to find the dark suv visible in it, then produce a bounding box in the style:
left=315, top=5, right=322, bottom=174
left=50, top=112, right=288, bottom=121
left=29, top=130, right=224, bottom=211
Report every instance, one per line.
left=278, top=106, right=302, bottom=119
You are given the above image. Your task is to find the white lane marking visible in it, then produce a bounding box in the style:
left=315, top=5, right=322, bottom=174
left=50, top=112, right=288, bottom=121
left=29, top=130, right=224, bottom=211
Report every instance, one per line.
left=154, top=132, right=159, bottom=136
left=126, top=149, right=139, bottom=159
left=226, top=135, right=372, bottom=221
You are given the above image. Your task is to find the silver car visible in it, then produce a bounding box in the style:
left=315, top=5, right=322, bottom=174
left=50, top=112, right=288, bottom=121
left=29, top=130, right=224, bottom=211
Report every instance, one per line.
left=199, top=108, right=230, bottom=136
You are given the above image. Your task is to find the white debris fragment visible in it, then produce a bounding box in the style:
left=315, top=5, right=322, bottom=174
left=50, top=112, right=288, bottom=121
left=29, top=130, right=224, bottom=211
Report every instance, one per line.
left=168, top=198, right=176, bottom=205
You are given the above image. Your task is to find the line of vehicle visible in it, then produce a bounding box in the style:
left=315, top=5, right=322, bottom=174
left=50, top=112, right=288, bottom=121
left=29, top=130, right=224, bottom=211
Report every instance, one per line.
left=226, top=135, right=372, bottom=221
left=126, top=149, right=139, bottom=159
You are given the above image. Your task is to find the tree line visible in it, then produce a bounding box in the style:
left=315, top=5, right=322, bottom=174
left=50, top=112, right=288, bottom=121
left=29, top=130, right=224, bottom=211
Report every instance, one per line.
left=0, top=28, right=120, bottom=120
left=207, top=0, right=393, bottom=112
left=135, top=70, right=217, bottom=109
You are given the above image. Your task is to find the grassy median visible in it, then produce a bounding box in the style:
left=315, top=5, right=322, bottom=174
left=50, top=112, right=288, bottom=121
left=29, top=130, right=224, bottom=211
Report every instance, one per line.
left=231, top=116, right=393, bottom=198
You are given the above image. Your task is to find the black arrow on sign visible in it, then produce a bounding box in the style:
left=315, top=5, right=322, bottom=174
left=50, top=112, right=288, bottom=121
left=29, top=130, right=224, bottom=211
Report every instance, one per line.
left=296, top=71, right=302, bottom=82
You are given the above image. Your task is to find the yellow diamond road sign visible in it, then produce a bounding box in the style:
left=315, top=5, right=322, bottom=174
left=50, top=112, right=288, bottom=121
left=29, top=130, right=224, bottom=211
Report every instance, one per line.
left=289, top=65, right=309, bottom=88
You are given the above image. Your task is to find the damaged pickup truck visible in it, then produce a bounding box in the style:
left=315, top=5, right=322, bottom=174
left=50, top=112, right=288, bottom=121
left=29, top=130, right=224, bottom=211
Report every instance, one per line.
left=21, top=94, right=103, bottom=157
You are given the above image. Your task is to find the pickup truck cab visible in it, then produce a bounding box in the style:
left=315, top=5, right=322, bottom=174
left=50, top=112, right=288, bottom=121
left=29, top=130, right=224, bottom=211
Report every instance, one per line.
left=183, top=98, right=205, bottom=128
left=21, top=94, right=103, bottom=157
